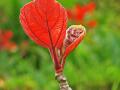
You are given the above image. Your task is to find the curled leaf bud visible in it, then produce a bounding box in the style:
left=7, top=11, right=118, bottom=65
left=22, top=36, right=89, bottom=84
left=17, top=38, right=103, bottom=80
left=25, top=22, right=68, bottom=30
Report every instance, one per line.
left=63, top=25, right=86, bottom=48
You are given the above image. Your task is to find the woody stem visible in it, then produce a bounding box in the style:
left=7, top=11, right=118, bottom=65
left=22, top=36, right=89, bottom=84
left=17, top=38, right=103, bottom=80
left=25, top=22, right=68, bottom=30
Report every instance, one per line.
left=55, top=73, right=72, bottom=90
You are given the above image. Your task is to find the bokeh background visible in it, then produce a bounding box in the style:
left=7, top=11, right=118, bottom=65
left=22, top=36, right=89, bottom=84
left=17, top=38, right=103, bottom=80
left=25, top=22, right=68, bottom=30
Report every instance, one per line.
left=0, top=0, right=120, bottom=90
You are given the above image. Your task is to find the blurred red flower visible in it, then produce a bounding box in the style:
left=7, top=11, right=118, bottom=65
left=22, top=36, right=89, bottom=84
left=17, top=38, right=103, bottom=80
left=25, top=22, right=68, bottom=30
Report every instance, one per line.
left=0, top=30, right=17, bottom=52
left=67, top=1, right=97, bottom=28
left=87, top=20, right=97, bottom=28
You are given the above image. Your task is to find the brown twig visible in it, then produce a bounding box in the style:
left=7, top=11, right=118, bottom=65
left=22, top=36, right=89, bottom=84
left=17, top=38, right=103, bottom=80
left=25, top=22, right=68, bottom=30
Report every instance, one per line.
left=55, top=73, right=72, bottom=90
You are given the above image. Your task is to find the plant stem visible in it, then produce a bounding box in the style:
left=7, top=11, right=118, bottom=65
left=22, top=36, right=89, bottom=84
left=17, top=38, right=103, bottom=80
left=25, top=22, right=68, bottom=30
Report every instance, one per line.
left=55, top=73, right=72, bottom=90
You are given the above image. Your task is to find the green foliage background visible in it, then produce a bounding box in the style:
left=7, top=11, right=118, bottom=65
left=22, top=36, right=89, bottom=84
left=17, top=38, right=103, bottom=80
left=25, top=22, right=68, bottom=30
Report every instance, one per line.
left=0, top=0, right=120, bottom=90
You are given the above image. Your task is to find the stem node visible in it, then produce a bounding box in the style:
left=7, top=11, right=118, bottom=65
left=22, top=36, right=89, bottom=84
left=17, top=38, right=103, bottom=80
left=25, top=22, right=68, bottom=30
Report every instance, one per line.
left=55, top=73, right=72, bottom=90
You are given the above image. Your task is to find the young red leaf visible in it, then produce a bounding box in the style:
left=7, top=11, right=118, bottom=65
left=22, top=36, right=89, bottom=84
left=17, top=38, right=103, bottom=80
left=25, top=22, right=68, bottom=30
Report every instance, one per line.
left=20, top=0, right=67, bottom=72
left=20, top=0, right=67, bottom=49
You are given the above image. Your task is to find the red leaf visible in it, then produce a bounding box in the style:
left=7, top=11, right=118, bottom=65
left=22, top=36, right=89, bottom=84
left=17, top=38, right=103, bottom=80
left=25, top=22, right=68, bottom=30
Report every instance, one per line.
left=20, top=0, right=67, bottom=49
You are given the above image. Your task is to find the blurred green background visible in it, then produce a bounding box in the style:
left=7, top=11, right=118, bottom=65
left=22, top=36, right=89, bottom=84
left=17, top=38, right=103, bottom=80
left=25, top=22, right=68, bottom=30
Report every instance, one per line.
left=0, top=0, right=120, bottom=90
